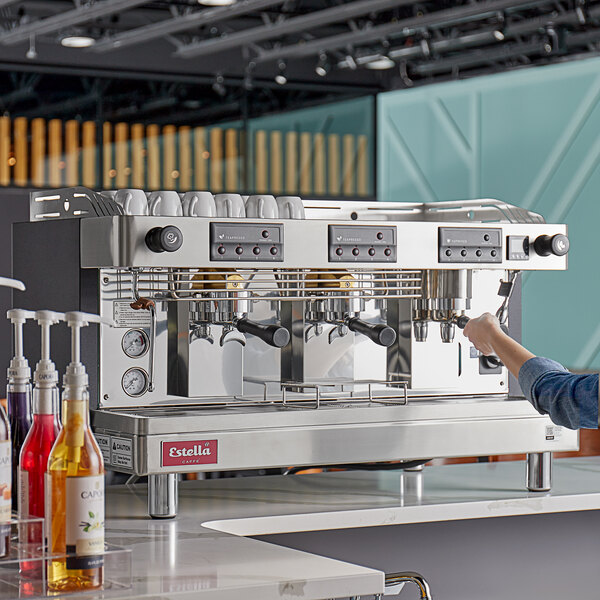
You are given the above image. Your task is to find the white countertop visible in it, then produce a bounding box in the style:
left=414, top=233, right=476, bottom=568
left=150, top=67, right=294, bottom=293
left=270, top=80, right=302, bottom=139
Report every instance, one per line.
left=54, top=457, right=600, bottom=600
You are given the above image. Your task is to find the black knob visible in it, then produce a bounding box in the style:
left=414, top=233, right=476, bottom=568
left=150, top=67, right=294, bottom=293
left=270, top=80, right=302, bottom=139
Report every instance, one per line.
left=534, top=234, right=569, bottom=257
left=235, top=318, right=290, bottom=348
left=145, top=226, right=183, bottom=253
left=346, top=318, right=396, bottom=347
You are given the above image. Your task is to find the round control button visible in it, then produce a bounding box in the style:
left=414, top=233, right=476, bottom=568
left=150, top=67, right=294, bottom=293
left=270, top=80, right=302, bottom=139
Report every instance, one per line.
left=352, top=248, right=360, bottom=256
left=336, top=248, right=343, bottom=256
left=491, top=250, right=497, bottom=257
left=253, top=246, right=261, bottom=255
left=476, top=249, right=482, bottom=257
left=262, top=230, right=270, bottom=239
left=461, top=249, right=467, bottom=257
left=235, top=246, right=243, bottom=255
left=377, top=232, right=384, bottom=240
left=270, top=247, right=278, bottom=256
left=445, top=249, right=452, bottom=257
left=484, top=234, right=490, bottom=242
left=368, top=248, right=376, bottom=256
left=218, top=246, right=226, bottom=255
left=384, top=248, right=392, bottom=257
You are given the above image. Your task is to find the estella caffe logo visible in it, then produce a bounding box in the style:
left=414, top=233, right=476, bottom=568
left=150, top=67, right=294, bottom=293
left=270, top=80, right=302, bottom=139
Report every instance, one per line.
left=161, top=440, right=218, bottom=467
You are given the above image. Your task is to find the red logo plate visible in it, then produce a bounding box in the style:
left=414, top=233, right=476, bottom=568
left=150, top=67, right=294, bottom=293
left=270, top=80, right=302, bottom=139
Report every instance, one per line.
left=161, top=440, right=218, bottom=467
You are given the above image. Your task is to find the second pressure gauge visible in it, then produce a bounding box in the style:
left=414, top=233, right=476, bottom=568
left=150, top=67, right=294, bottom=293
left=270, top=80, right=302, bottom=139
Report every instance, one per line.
left=122, top=367, right=149, bottom=397
left=122, top=329, right=149, bottom=358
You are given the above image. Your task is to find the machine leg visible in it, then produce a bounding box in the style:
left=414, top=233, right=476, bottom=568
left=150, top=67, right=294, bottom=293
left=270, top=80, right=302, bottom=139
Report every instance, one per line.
left=149, top=473, right=178, bottom=519
left=527, top=452, right=552, bottom=492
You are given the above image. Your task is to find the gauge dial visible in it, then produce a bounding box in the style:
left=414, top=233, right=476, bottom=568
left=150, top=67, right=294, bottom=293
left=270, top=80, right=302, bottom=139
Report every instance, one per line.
left=121, top=329, right=149, bottom=358
left=121, top=368, right=148, bottom=397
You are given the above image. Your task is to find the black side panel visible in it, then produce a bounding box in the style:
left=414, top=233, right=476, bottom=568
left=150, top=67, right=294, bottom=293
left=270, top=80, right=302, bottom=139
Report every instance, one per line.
left=13, top=220, right=99, bottom=402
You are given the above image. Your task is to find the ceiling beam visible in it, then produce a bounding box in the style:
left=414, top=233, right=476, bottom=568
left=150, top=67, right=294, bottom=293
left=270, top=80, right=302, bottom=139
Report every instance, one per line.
left=175, top=0, right=416, bottom=59
left=0, top=60, right=381, bottom=93
left=0, top=0, right=151, bottom=46
left=252, top=0, right=557, bottom=63
left=90, top=0, right=287, bottom=53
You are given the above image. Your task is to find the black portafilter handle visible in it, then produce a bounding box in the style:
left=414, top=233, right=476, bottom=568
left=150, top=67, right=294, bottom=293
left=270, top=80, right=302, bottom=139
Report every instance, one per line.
left=453, top=315, right=508, bottom=367
left=346, top=317, right=397, bottom=347
left=235, top=318, right=290, bottom=348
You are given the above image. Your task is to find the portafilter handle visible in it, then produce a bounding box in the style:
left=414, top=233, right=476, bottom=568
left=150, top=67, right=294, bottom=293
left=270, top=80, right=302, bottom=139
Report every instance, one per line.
left=454, top=315, right=507, bottom=368
left=234, top=318, right=290, bottom=348
left=346, top=317, right=397, bottom=347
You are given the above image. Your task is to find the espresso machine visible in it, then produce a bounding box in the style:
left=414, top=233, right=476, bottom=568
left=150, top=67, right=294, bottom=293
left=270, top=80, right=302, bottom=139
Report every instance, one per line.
left=13, top=188, right=577, bottom=518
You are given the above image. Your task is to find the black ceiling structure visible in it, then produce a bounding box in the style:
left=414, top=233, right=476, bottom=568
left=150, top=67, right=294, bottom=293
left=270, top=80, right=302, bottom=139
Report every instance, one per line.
left=0, top=0, right=599, bottom=124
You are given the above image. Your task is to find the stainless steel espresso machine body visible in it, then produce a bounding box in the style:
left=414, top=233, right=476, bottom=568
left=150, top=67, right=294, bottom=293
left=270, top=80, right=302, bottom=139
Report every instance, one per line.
left=13, top=188, right=577, bottom=518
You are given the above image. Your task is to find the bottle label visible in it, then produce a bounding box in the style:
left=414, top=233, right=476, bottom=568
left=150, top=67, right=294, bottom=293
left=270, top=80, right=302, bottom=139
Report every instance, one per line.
left=18, top=468, right=28, bottom=519
left=0, top=441, right=11, bottom=523
left=65, top=475, right=104, bottom=570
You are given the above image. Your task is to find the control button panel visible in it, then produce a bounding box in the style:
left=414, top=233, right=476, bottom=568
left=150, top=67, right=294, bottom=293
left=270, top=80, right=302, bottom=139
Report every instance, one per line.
left=438, top=227, right=502, bottom=264
left=328, top=225, right=396, bottom=263
left=507, top=235, right=529, bottom=261
left=210, top=222, right=283, bottom=262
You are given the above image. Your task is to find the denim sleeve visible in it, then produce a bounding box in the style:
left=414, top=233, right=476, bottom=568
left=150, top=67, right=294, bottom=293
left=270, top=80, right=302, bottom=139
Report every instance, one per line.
left=518, top=356, right=599, bottom=430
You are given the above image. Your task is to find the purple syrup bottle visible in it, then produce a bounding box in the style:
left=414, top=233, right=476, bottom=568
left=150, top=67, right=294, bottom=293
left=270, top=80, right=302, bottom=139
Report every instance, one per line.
left=6, top=309, right=34, bottom=512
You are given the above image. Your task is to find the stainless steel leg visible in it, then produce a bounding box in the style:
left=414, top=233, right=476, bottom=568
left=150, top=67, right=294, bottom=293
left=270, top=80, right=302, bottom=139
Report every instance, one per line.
left=527, top=452, right=552, bottom=492
left=149, top=473, right=178, bottom=519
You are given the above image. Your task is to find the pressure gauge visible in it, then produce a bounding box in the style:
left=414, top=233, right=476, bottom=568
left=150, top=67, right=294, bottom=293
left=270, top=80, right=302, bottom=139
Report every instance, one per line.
left=121, top=329, right=149, bottom=358
left=121, top=367, right=149, bottom=397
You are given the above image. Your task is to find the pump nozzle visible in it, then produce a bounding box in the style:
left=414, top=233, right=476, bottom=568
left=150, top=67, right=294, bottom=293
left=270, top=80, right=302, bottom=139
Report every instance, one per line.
left=33, top=311, right=64, bottom=389
left=0, top=277, right=25, bottom=292
left=7, top=309, right=36, bottom=384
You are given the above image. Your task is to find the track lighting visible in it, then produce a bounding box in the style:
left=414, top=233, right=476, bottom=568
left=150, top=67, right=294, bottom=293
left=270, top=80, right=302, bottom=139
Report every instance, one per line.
left=315, top=53, right=330, bottom=77
left=275, top=60, right=287, bottom=85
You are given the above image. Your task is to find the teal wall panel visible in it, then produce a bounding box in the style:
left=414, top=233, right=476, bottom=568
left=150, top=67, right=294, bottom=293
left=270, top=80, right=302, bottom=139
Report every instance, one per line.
left=378, top=57, right=600, bottom=369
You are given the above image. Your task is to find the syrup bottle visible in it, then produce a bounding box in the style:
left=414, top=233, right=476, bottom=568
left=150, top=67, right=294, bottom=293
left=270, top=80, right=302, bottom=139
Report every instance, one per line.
left=47, top=312, right=106, bottom=592
left=19, top=311, right=62, bottom=581
left=6, top=309, right=35, bottom=512
left=0, top=276, right=27, bottom=558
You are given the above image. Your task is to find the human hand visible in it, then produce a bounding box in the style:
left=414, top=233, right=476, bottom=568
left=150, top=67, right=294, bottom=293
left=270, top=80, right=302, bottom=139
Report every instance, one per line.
left=462, top=313, right=503, bottom=356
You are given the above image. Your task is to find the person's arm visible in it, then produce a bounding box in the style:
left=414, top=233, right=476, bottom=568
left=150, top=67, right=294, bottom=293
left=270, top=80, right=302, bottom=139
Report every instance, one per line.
left=463, top=313, right=599, bottom=430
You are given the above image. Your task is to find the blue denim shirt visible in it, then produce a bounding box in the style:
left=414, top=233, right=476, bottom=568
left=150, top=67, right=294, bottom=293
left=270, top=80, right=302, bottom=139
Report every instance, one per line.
left=518, top=357, right=599, bottom=430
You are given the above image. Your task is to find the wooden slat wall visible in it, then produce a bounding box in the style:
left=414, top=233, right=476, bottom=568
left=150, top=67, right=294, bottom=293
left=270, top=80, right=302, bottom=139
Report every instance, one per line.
left=285, top=131, right=298, bottom=194
left=146, top=124, right=160, bottom=190
left=179, top=126, right=191, bottom=191
left=65, top=120, right=79, bottom=187
left=82, top=121, right=96, bottom=188
left=194, top=127, right=207, bottom=190
left=255, top=130, right=267, bottom=194
left=14, top=117, right=27, bottom=186
left=225, top=128, right=238, bottom=192
left=31, top=118, right=45, bottom=188
left=270, top=131, right=283, bottom=194
left=210, top=128, right=223, bottom=193
left=0, top=117, right=371, bottom=197
left=130, top=123, right=144, bottom=189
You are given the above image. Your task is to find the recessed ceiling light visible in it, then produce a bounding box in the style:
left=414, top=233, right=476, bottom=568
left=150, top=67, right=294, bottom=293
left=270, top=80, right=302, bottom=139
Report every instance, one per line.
left=198, top=0, right=237, bottom=5
left=365, top=56, right=395, bottom=70
left=61, top=35, right=96, bottom=48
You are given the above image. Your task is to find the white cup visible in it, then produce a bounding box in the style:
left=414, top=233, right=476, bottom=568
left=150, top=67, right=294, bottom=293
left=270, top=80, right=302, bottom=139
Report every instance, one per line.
left=114, top=188, right=149, bottom=216
left=276, top=196, right=305, bottom=219
left=181, top=191, right=216, bottom=217
left=245, top=195, right=279, bottom=219
left=214, top=194, right=246, bottom=218
left=148, top=190, right=183, bottom=216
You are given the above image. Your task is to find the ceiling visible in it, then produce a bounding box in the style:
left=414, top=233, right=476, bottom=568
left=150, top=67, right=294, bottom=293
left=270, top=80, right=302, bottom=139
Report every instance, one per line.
left=1, top=0, right=600, bottom=124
